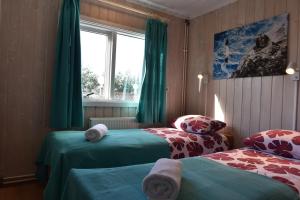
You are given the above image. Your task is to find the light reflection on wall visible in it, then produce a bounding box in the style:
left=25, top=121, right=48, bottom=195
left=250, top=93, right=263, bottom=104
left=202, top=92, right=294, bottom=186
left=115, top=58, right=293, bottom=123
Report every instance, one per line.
left=214, top=94, right=224, bottom=121
left=198, top=78, right=202, bottom=92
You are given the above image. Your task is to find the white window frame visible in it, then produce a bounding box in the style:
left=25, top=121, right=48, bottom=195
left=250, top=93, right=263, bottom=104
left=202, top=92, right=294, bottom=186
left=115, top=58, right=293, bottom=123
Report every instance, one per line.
left=80, top=20, right=145, bottom=107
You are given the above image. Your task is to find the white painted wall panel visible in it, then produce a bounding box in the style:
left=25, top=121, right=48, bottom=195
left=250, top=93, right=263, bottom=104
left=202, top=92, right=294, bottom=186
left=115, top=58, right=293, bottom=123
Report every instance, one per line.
left=188, top=0, right=300, bottom=148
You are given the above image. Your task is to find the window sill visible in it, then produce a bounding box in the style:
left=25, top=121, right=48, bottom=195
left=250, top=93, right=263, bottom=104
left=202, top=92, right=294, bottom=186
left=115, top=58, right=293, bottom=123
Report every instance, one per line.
left=83, top=100, right=139, bottom=107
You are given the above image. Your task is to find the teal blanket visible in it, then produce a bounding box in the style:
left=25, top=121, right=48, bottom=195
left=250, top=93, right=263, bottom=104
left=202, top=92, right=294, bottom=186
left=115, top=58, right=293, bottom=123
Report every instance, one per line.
left=62, top=157, right=299, bottom=200
left=36, top=129, right=170, bottom=200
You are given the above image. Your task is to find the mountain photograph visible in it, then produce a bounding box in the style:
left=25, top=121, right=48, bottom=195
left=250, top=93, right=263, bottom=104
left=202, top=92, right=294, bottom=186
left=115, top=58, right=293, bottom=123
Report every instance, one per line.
left=213, top=13, right=288, bottom=80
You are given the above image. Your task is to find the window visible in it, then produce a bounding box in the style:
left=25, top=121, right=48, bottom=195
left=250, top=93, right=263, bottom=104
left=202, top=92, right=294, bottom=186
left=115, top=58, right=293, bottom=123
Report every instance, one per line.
left=80, top=21, right=145, bottom=104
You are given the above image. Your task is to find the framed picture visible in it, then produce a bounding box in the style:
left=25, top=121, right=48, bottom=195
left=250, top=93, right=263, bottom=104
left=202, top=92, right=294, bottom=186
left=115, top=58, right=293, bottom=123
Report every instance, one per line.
left=213, top=13, right=288, bottom=80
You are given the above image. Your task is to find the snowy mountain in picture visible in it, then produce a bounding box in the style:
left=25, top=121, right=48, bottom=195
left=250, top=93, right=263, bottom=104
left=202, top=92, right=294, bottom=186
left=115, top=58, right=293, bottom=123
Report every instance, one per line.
left=213, top=13, right=288, bottom=80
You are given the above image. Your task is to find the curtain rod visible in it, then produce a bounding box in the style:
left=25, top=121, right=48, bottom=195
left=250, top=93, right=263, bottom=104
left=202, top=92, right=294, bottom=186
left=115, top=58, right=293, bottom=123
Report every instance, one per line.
left=89, top=0, right=169, bottom=22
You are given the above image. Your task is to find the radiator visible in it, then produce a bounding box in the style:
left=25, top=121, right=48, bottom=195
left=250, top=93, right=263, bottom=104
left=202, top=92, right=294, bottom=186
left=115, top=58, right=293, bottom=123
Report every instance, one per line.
left=89, top=117, right=141, bottom=129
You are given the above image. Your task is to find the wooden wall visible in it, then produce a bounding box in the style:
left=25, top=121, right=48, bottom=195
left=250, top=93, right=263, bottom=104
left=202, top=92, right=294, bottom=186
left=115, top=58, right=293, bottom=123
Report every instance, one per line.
left=0, top=0, right=61, bottom=179
left=84, top=107, right=137, bottom=128
left=187, top=0, right=300, bottom=147
left=0, top=0, right=185, bottom=178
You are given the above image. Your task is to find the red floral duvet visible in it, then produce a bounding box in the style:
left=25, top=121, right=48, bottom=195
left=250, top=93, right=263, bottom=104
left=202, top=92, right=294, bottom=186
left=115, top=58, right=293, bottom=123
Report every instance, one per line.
left=203, top=148, right=300, bottom=194
left=145, top=128, right=229, bottom=159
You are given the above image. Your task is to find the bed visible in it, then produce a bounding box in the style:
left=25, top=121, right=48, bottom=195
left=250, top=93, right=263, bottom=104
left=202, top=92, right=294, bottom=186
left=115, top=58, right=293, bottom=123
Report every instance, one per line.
left=36, top=127, right=229, bottom=200
left=61, top=148, right=300, bottom=200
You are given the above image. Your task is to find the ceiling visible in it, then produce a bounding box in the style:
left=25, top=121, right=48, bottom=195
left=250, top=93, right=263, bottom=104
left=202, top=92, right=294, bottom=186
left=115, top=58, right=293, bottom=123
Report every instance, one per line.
left=127, top=0, right=237, bottom=19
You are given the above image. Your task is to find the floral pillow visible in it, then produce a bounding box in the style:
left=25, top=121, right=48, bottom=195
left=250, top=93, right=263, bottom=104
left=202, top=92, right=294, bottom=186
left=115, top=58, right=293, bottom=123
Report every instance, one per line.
left=172, top=115, right=226, bottom=135
left=244, top=130, right=300, bottom=159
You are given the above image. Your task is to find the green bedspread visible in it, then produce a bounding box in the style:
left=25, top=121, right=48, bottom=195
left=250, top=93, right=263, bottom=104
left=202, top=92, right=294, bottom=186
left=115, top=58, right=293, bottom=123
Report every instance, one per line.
left=36, top=129, right=170, bottom=200
left=62, top=157, right=299, bottom=200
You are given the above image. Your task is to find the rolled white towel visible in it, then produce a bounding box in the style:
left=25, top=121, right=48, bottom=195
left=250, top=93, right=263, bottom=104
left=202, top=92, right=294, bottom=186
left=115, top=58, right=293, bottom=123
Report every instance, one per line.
left=143, top=158, right=182, bottom=200
left=85, top=124, right=108, bottom=142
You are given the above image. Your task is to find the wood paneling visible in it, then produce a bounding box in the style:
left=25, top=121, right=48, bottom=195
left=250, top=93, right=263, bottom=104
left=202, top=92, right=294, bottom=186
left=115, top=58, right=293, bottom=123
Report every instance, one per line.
left=250, top=77, right=262, bottom=134
left=225, top=79, right=234, bottom=127
left=0, top=0, right=61, bottom=178
left=81, top=1, right=146, bottom=31
left=83, top=107, right=137, bottom=128
left=260, top=76, right=273, bottom=131
left=282, top=75, right=295, bottom=129
left=187, top=0, right=300, bottom=148
left=232, top=78, right=243, bottom=147
left=191, top=76, right=296, bottom=148
left=240, top=78, right=252, bottom=138
left=270, top=76, right=284, bottom=129
left=0, top=181, right=43, bottom=200
left=0, top=0, right=185, bottom=178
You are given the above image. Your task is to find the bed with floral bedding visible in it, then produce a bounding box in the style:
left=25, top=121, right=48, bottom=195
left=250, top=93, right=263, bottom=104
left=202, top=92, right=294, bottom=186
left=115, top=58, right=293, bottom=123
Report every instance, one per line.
left=62, top=147, right=300, bottom=200
left=203, top=129, right=300, bottom=194
left=204, top=148, right=300, bottom=194
left=145, top=128, right=229, bottom=159
left=37, top=124, right=229, bottom=200
left=61, top=129, right=300, bottom=200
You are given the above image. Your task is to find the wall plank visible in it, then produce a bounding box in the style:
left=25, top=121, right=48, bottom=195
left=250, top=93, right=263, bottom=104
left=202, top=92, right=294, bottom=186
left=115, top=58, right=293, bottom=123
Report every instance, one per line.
left=186, top=17, right=204, bottom=114
left=282, top=76, right=295, bottom=129
left=0, top=0, right=6, bottom=175
left=84, top=107, right=96, bottom=128
left=274, top=0, right=287, bottom=15
left=225, top=79, right=235, bottom=127
left=128, top=107, right=137, bottom=117
left=165, top=18, right=185, bottom=121
left=120, top=107, right=129, bottom=117
left=237, top=0, right=247, bottom=26
left=240, top=78, right=252, bottom=138
left=297, top=0, right=300, bottom=130
left=254, top=0, right=265, bottom=20
left=287, top=0, right=299, bottom=65
left=260, top=76, right=273, bottom=131
left=219, top=80, right=227, bottom=120
left=270, top=76, right=284, bottom=129
left=206, top=80, right=216, bottom=117
left=232, top=78, right=243, bottom=147
left=103, top=107, right=113, bottom=117
left=245, top=0, right=256, bottom=24
left=264, top=0, right=275, bottom=18
left=95, top=107, right=104, bottom=117
left=213, top=80, right=220, bottom=119
left=250, top=77, right=262, bottom=134
left=298, top=81, right=300, bottom=130
left=112, top=107, right=121, bottom=117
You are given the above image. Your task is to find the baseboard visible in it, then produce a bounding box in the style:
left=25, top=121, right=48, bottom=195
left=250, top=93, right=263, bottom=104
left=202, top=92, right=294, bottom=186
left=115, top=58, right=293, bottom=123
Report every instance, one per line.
left=0, top=174, right=36, bottom=185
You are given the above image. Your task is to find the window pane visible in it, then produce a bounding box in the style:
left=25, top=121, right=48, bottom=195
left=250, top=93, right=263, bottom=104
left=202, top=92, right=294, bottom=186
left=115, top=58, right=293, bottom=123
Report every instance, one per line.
left=113, top=34, right=145, bottom=101
left=81, top=30, right=108, bottom=100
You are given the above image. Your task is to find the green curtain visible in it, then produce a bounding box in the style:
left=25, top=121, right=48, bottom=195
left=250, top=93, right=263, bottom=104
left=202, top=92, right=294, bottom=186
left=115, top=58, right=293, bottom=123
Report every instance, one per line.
left=50, top=0, right=83, bottom=129
left=136, top=19, right=168, bottom=123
